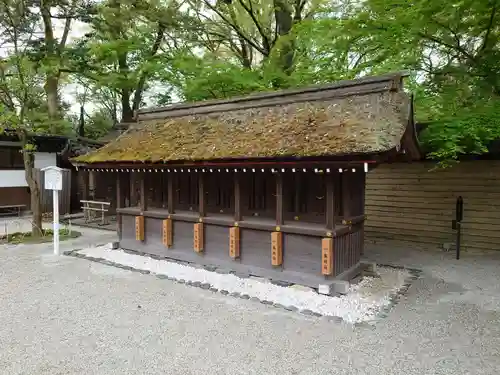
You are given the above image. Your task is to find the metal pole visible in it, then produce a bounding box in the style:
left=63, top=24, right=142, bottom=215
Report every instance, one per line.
left=53, top=190, right=60, bottom=255
left=455, top=196, right=463, bottom=260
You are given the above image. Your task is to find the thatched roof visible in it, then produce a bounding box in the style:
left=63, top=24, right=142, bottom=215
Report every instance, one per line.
left=73, top=72, right=414, bottom=165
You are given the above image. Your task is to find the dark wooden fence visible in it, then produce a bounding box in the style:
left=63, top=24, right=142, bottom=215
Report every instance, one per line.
left=33, top=168, right=72, bottom=215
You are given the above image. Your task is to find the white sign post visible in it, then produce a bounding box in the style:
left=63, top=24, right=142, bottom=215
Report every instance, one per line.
left=42, top=166, right=63, bottom=255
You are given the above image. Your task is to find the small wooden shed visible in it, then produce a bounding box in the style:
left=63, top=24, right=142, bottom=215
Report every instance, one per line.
left=73, top=72, right=420, bottom=288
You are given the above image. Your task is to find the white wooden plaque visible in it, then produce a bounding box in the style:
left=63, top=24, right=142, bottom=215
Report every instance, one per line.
left=43, top=166, right=63, bottom=191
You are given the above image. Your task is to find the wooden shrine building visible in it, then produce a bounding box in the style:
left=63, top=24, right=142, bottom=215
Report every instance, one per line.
left=73, top=72, right=420, bottom=290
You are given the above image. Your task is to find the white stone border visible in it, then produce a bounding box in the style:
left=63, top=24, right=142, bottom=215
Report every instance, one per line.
left=66, top=246, right=417, bottom=324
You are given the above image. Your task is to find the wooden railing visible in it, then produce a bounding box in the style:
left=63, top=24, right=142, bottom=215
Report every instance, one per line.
left=81, top=200, right=111, bottom=225
left=334, top=223, right=364, bottom=276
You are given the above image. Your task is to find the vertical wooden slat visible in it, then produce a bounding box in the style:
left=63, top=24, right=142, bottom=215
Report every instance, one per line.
left=167, top=173, right=174, bottom=213
left=271, top=231, right=283, bottom=266
left=321, top=238, right=334, bottom=275
left=194, top=223, right=204, bottom=252
left=199, top=172, right=205, bottom=217
left=275, top=173, right=284, bottom=226
left=326, top=173, right=335, bottom=230
left=162, top=218, right=173, bottom=247
left=234, top=173, right=241, bottom=221
left=229, top=226, right=240, bottom=258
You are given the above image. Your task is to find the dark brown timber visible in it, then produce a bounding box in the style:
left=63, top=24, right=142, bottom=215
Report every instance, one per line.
left=234, top=172, right=241, bottom=221
left=199, top=172, right=206, bottom=217
left=276, top=173, right=284, bottom=226
left=326, top=172, right=335, bottom=230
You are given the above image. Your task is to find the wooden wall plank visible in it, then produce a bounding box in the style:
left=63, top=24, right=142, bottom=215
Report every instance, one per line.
left=365, top=160, right=500, bottom=252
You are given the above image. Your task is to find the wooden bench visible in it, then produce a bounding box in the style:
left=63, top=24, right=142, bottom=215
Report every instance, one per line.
left=81, top=200, right=111, bottom=225
left=0, top=204, right=26, bottom=217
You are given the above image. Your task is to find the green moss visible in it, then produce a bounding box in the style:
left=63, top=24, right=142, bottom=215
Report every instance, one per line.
left=74, top=92, right=409, bottom=164
left=0, top=228, right=82, bottom=244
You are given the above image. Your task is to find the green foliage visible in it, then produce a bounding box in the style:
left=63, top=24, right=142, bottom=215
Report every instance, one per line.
left=337, top=0, right=500, bottom=163
left=163, top=52, right=268, bottom=103
left=82, top=110, right=114, bottom=140
left=69, top=0, right=183, bottom=121
left=42, top=0, right=500, bottom=164
left=420, top=99, right=500, bottom=161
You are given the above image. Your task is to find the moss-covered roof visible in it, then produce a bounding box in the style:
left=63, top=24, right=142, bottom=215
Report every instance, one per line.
left=74, top=74, right=412, bottom=164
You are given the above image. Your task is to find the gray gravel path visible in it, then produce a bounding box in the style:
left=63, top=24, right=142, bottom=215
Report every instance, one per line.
left=0, top=230, right=499, bottom=375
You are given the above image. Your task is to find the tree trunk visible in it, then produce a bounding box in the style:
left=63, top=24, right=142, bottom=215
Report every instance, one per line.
left=118, top=49, right=134, bottom=122
left=273, top=0, right=295, bottom=87
left=21, top=147, right=43, bottom=237
left=40, top=3, right=61, bottom=121
left=29, top=177, right=43, bottom=237
left=78, top=104, right=85, bottom=136
left=45, top=75, right=60, bottom=120
left=121, top=88, right=134, bottom=122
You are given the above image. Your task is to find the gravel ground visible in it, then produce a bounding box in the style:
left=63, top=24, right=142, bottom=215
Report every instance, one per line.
left=0, top=230, right=499, bottom=375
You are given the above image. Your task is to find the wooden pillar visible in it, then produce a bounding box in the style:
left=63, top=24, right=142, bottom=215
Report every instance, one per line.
left=81, top=170, right=89, bottom=200
left=89, top=170, right=96, bottom=199
left=198, top=172, right=205, bottom=217
left=139, top=172, right=147, bottom=212
left=326, top=172, right=335, bottom=230
left=342, top=172, right=351, bottom=219
left=116, top=172, right=125, bottom=237
left=272, top=172, right=284, bottom=267
left=275, top=172, right=284, bottom=226
left=167, top=173, right=174, bottom=213
left=234, top=173, right=241, bottom=222
left=293, top=173, right=301, bottom=214
left=130, top=173, right=136, bottom=206
left=359, top=171, right=366, bottom=216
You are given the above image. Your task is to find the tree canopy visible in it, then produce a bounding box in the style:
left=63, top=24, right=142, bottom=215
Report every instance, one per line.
left=1, top=0, right=499, bottom=163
